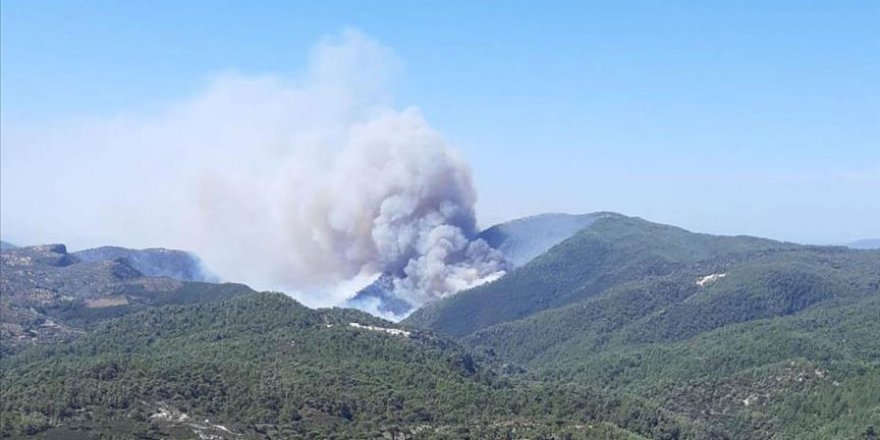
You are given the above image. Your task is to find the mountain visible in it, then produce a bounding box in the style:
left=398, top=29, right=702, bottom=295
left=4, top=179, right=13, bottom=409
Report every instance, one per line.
left=404, top=213, right=799, bottom=337
left=346, top=213, right=600, bottom=319
left=344, top=273, right=415, bottom=319
left=405, top=214, right=880, bottom=439
left=5, top=216, right=878, bottom=439
left=0, top=241, right=16, bottom=250
left=73, top=246, right=215, bottom=282
left=478, top=212, right=599, bottom=267
left=0, top=292, right=698, bottom=439
left=0, top=244, right=252, bottom=356
left=848, top=238, right=880, bottom=250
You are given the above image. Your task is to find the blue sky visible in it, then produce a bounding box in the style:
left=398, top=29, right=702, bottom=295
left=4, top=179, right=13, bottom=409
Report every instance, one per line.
left=2, top=0, right=879, bottom=244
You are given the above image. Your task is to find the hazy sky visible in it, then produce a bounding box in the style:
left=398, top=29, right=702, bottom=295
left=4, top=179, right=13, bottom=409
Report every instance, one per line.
left=2, top=0, right=878, bottom=247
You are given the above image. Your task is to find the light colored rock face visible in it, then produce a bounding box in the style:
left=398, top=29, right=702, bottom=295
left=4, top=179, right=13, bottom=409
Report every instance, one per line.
left=150, top=405, right=190, bottom=423
left=151, top=404, right=240, bottom=439
left=697, top=273, right=727, bottom=287
left=85, top=296, right=130, bottom=308
left=349, top=322, right=411, bottom=337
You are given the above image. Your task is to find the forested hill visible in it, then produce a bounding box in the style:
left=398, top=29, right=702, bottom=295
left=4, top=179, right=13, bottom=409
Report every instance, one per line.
left=1, top=291, right=700, bottom=439
left=3, top=215, right=878, bottom=439
left=404, top=214, right=880, bottom=439
left=0, top=243, right=252, bottom=356
left=404, top=214, right=803, bottom=337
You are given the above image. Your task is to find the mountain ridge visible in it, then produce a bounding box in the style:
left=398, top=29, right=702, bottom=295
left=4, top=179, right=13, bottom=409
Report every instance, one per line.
left=403, top=213, right=880, bottom=439
left=403, top=214, right=802, bottom=337
left=0, top=243, right=251, bottom=356
left=345, top=212, right=606, bottom=319
left=848, top=238, right=880, bottom=250
left=73, top=245, right=215, bottom=282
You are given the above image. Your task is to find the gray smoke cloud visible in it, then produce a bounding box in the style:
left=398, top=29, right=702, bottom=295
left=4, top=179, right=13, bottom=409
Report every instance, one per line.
left=289, top=109, right=508, bottom=307
left=0, top=29, right=507, bottom=309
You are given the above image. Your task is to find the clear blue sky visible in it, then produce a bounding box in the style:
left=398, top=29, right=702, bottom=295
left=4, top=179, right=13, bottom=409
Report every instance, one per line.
left=2, top=0, right=878, bottom=244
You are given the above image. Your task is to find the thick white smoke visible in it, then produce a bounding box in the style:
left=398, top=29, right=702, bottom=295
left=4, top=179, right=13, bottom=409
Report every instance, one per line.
left=288, top=107, right=508, bottom=307
left=0, top=29, right=507, bottom=309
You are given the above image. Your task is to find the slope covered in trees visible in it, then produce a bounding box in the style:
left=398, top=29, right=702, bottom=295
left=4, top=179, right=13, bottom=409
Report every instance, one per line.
left=3, top=214, right=878, bottom=439
left=404, top=214, right=800, bottom=336
left=1, top=292, right=700, bottom=439
left=405, top=214, right=880, bottom=439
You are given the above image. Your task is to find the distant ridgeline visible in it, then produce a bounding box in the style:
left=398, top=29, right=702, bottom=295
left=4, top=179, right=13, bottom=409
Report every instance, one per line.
left=2, top=214, right=879, bottom=439
left=848, top=238, right=880, bottom=250
left=72, top=246, right=216, bottom=282
left=0, top=243, right=245, bottom=356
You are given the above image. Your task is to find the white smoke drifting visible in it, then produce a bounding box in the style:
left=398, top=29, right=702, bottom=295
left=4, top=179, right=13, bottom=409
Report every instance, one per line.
left=297, top=109, right=508, bottom=305
left=0, top=29, right=506, bottom=310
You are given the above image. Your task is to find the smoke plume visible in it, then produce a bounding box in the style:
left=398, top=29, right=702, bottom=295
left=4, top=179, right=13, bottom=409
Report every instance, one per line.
left=0, top=29, right=507, bottom=309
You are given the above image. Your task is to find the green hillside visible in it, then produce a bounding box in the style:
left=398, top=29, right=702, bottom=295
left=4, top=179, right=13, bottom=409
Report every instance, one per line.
left=467, top=294, right=880, bottom=438
left=1, top=292, right=698, bottom=440
left=4, top=215, right=878, bottom=439
left=404, top=214, right=798, bottom=337
left=405, top=214, right=880, bottom=439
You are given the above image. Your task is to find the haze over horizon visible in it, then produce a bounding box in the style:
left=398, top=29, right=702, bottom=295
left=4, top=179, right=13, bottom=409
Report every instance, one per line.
left=2, top=1, right=878, bottom=293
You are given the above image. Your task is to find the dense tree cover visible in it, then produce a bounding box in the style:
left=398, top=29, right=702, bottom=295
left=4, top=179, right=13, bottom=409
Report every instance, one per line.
left=0, top=292, right=698, bottom=439
left=404, top=214, right=799, bottom=337
left=46, top=282, right=258, bottom=327
left=4, top=214, right=879, bottom=439
left=410, top=215, right=880, bottom=439
left=464, top=250, right=878, bottom=364
left=486, top=296, right=880, bottom=439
